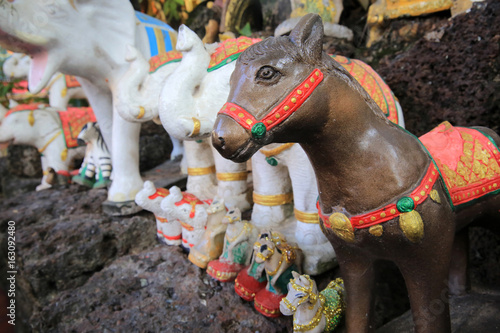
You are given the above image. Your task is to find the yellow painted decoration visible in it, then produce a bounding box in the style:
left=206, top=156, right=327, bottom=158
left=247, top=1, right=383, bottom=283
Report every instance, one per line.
left=38, top=131, right=62, bottom=154
left=191, top=117, right=201, bottom=136
left=328, top=213, right=355, bottom=243
left=399, top=210, right=424, bottom=243
left=294, top=208, right=320, bottom=224
left=369, top=225, right=383, bottom=237
left=216, top=171, right=248, bottom=181
left=253, top=192, right=293, bottom=206
left=259, top=143, right=295, bottom=158
left=61, top=87, right=68, bottom=98
left=137, top=106, right=145, bottom=119
left=61, top=148, right=68, bottom=162
left=28, top=110, right=35, bottom=126
left=187, top=165, right=216, bottom=176
left=430, top=189, right=441, bottom=204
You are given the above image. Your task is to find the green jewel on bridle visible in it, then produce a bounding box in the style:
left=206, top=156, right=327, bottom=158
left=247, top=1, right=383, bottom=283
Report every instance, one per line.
left=218, top=69, right=324, bottom=139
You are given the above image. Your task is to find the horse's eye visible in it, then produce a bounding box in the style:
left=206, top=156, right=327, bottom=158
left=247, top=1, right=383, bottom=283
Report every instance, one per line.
left=256, top=66, right=279, bottom=82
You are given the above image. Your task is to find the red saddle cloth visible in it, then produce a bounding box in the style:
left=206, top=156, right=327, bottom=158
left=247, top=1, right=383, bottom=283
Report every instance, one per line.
left=58, top=107, right=96, bottom=148
left=420, top=121, right=500, bottom=207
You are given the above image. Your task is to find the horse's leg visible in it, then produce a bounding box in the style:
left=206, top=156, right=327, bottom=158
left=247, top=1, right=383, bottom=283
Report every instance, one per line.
left=335, top=247, right=375, bottom=333
left=448, top=226, right=470, bottom=296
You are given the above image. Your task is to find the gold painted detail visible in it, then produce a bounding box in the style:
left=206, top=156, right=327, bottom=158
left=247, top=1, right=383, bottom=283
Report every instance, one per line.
left=190, top=117, right=201, bottom=137
left=38, top=131, right=62, bottom=154
left=294, top=208, right=320, bottom=224
left=28, top=110, right=35, bottom=126
left=187, top=165, right=216, bottom=176
left=369, top=225, right=383, bottom=237
left=399, top=210, right=424, bottom=243
left=259, top=143, right=295, bottom=158
left=328, top=213, right=355, bottom=243
left=430, top=189, right=441, bottom=204
left=293, top=296, right=325, bottom=332
left=216, top=171, right=248, bottom=181
left=253, top=192, right=293, bottom=206
left=60, top=148, right=68, bottom=162
left=137, top=106, right=145, bottom=119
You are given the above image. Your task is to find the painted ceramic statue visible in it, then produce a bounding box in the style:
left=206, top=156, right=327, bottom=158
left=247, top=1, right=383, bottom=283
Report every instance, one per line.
left=3, top=53, right=86, bottom=109
left=0, top=103, right=93, bottom=190
left=280, top=272, right=345, bottom=333
left=135, top=181, right=182, bottom=245
left=0, top=0, right=178, bottom=214
left=72, top=122, right=112, bottom=189
left=212, top=13, right=500, bottom=332
left=188, top=197, right=228, bottom=269
left=116, top=25, right=252, bottom=210
left=207, top=207, right=258, bottom=281
left=251, top=230, right=303, bottom=317
left=160, top=186, right=212, bottom=251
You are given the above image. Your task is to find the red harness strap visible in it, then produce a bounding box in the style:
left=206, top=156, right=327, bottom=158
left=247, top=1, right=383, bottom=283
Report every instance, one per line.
left=218, top=69, right=324, bottom=139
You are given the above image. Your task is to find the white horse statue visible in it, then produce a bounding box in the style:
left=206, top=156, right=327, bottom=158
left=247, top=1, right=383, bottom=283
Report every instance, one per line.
left=280, top=272, right=345, bottom=333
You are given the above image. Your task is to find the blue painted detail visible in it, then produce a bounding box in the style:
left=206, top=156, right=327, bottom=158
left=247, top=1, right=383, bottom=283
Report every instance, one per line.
left=162, top=30, right=173, bottom=52
left=135, top=11, right=175, bottom=31
left=145, top=26, right=159, bottom=57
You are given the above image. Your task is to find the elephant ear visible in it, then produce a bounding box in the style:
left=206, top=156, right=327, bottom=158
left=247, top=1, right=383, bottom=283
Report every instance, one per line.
left=289, top=13, right=324, bottom=62
left=74, top=0, right=136, bottom=66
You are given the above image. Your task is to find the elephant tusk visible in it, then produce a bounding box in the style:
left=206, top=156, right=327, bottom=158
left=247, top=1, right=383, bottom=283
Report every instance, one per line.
left=14, top=30, right=49, bottom=46
left=137, top=106, right=145, bottom=119
left=190, top=117, right=201, bottom=137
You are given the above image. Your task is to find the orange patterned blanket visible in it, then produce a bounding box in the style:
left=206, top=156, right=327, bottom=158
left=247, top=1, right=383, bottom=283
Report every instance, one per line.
left=420, top=121, right=500, bottom=207
left=148, top=50, right=182, bottom=74
left=332, top=55, right=400, bottom=125
left=208, top=37, right=262, bottom=72
left=58, top=107, right=96, bottom=148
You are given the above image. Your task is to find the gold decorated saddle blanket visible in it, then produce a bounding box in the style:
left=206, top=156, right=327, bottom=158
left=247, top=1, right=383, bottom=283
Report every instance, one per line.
left=149, top=50, right=182, bottom=74
left=208, top=37, right=262, bottom=72
left=331, top=55, right=400, bottom=125
left=420, top=121, right=500, bottom=208
left=58, top=107, right=96, bottom=148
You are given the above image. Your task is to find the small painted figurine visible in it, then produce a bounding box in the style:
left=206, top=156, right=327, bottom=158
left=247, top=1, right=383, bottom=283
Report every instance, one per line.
left=135, top=181, right=182, bottom=245
left=207, top=207, right=258, bottom=282
left=0, top=103, right=93, bottom=190
left=251, top=231, right=303, bottom=317
left=161, top=186, right=211, bottom=251
left=188, top=197, right=228, bottom=269
left=72, top=122, right=112, bottom=189
left=280, top=272, right=345, bottom=333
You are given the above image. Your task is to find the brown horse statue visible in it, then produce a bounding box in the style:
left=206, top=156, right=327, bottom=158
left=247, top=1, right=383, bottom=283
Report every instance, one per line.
left=211, top=13, right=500, bottom=333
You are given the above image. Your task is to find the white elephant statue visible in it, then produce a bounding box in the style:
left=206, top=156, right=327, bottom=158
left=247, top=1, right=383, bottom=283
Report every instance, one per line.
left=0, top=103, right=92, bottom=190
left=116, top=24, right=253, bottom=211
left=72, top=122, right=112, bottom=189
left=160, top=186, right=210, bottom=251
left=135, top=181, right=182, bottom=245
left=0, top=0, right=178, bottom=214
left=3, top=52, right=86, bottom=109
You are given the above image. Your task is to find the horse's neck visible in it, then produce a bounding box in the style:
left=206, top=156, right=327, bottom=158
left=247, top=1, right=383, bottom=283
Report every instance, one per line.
left=301, top=76, right=429, bottom=215
left=294, top=297, right=324, bottom=333
left=206, top=209, right=225, bottom=228
left=265, top=250, right=283, bottom=272
left=226, top=221, right=243, bottom=239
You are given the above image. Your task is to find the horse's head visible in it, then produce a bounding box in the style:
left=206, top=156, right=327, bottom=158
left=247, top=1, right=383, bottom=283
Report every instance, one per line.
left=253, top=230, right=286, bottom=263
left=212, top=14, right=346, bottom=163
left=222, top=207, right=241, bottom=224
left=206, top=196, right=226, bottom=215
left=280, top=271, right=319, bottom=316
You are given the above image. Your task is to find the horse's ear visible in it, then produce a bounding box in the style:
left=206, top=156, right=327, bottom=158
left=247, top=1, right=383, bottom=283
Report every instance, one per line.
left=292, top=271, right=300, bottom=279
left=289, top=13, right=324, bottom=62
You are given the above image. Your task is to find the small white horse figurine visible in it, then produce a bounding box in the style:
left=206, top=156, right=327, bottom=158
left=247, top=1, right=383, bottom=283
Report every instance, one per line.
left=280, top=272, right=345, bottom=333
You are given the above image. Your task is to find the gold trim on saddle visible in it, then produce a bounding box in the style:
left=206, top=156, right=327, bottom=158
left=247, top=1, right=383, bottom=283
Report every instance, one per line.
left=253, top=192, right=293, bottom=206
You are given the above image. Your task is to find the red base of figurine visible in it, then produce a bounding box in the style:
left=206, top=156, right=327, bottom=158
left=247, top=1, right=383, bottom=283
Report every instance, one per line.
left=207, top=260, right=245, bottom=282
left=254, top=288, right=284, bottom=318
left=234, top=267, right=267, bottom=301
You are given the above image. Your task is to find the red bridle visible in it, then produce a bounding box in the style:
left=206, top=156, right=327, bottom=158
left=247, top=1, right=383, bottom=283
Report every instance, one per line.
left=218, top=68, right=324, bottom=139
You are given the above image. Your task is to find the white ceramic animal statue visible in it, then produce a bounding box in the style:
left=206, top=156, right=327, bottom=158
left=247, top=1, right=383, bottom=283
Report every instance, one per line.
left=72, top=122, right=112, bottom=189
left=0, top=0, right=178, bottom=215
left=113, top=46, right=184, bottom=160
left=207, top=207, right=259, bottom=282
left=160, top=186, right=211, bottom=250
left=251, top=230, right=303, bottom=317
left=0, top=103, right=92, bottom=190
left=280, top=272, right=345, bottom=333
left=188, top=196, right=228, bottom=269
left=3, top=53, right=86, bottom=109
left=135, top=181, right=182, bottom=245
left=116, top=25, right=252, bottom=210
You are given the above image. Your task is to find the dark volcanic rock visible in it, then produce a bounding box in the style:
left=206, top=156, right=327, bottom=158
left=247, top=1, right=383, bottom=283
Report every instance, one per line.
left=139, top=121, right=174, bottom=172
left=376, top=1, right=500, bottom=136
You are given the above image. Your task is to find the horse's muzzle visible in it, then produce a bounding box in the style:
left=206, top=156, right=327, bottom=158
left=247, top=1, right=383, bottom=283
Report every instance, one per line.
left=212, top=114, right=252, bottom=161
